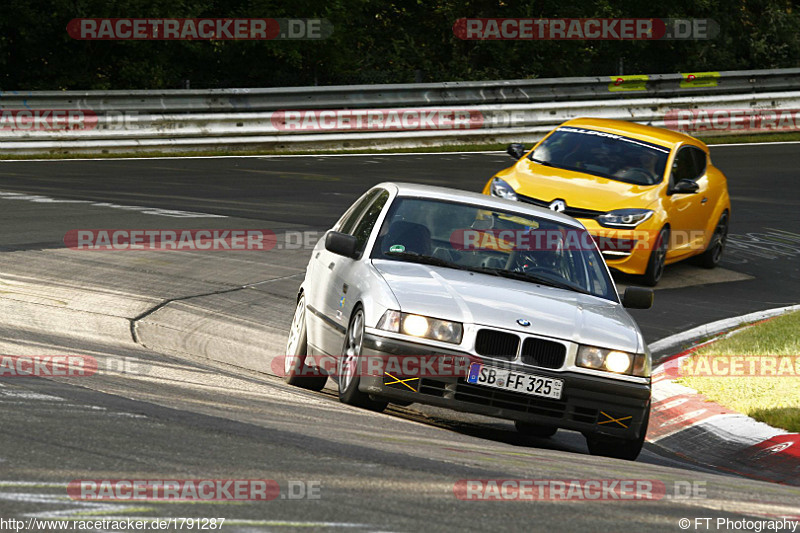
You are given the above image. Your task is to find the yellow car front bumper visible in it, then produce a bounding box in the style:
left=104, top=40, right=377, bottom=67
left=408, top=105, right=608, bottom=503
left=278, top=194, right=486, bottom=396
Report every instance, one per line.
left=579, top=218, right=662, bottom=276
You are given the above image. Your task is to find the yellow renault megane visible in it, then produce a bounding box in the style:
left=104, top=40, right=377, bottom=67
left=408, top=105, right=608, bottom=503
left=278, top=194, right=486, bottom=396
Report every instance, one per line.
left=483, top=118, right=731, bottom=285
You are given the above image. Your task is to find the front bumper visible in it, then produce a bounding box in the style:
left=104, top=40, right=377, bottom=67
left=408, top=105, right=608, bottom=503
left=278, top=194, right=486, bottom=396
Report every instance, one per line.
left=360, top=333, right=651, bottom=439
left=579, top=218, right=661, bottom=276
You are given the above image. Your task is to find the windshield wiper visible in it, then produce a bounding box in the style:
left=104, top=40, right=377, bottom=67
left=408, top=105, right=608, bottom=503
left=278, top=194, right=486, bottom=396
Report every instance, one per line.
left=531, top=157, right=617, bottom=181
left=529, top=156, right=553, bottom=166
left=476, top=267, right=592, bottom=295
left=384, top=250, right=469, bottom=271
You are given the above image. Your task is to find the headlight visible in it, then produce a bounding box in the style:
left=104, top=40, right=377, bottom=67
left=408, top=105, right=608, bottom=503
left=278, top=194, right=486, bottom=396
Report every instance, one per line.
left=377, top=310, right=463, bottom=344
left=577, top=345, right=650, bottom=377
left=605, top=351, right=632, bottom=373
left=490, top=177, right=518, bottom=201
left=596, top=209, right=654, bottom=228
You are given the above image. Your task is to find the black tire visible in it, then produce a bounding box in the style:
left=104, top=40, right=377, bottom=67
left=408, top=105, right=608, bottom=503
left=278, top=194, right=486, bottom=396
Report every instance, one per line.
left=585, top=404, right=650, bottom=461
left=696, top=212, right=729, bottom=269
left=640, top=227, right=669, bottom=287
left=338, top=306, right=388, bottom=412
left=515, top=421, right=558, bottom=438
left=284, top=294, right=327, bottom=391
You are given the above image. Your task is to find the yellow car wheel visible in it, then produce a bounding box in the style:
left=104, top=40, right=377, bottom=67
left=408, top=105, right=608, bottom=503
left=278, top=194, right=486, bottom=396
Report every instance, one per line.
left=696, top=212, right=729, bottom=269
left=641, top=227, right=669, bottom=287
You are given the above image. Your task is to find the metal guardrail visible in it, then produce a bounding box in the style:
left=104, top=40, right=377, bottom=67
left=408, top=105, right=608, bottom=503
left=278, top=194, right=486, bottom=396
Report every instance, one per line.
left=2, top=68, right=799, bottom=111
left=1, top=68, right=799, bottom=154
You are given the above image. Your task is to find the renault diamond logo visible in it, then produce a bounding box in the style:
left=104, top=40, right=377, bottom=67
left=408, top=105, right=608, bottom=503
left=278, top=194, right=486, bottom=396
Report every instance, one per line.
left=517, top=319, right=531, bottom=327
left=549, top=199, right=567, bottom=213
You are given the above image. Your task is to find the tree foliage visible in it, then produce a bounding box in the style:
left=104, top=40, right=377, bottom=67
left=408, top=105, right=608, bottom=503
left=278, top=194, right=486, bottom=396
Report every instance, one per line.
left=1, top=0, right=798, bottom=90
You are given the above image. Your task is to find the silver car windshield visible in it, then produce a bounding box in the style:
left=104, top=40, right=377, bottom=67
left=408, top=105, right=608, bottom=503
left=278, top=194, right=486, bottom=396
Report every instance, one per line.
left=531, top=127, right=671, bottom=186
left=371, top=197, right=617, bottom=302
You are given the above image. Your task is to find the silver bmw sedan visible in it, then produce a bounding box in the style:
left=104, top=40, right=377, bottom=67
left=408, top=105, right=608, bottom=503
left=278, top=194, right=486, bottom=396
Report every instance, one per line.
left=285, top=182, right=654, bottom=460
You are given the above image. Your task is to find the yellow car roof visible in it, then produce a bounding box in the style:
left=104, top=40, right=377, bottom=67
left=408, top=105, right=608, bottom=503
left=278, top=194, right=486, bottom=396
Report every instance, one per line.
left=560, top=118, right=706, bottom=150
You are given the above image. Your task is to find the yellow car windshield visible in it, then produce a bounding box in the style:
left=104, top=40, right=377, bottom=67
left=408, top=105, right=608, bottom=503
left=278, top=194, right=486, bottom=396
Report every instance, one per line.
left=531, top=127, right=671, bottom=186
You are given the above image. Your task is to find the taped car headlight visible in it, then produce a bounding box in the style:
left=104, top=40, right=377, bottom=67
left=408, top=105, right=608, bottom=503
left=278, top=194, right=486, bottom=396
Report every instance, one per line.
left=490, top=177, right=518, bottom=201
left=577, top=345, right=649, bottom=376
left=596, top=209, right=654, bottom=228
left=377, top=310, right=463, bottom=344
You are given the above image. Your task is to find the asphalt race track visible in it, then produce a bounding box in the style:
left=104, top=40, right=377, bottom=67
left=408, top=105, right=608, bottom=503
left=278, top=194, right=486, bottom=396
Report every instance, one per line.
left=0, top=143, right=799, bottom=531
left=1, top=143, right=799, bottom=342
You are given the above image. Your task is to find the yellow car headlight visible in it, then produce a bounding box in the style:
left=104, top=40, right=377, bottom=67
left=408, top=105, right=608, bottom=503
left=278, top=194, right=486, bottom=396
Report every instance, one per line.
left=577, top=345, right=649, bottom=377
left=489, top=177, right=518, bottom=201
left=596, top=209, right=654, bottom=229
left=377, top=310, right=463, bottom=344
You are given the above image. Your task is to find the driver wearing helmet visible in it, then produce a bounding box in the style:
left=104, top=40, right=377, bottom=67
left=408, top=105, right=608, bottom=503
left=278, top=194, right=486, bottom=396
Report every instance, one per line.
left=614, top=151, right=660, bottom=184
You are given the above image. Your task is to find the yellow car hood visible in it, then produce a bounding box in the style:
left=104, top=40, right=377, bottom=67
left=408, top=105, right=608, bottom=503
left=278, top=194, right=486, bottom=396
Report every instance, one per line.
left=505, top=159, right=660, bottom=211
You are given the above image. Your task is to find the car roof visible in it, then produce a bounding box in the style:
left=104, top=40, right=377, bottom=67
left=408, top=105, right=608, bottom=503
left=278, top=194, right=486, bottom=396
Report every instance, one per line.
left=560, top=117, right=706, bottom=150
left=375, top=182, right=584, bottom=228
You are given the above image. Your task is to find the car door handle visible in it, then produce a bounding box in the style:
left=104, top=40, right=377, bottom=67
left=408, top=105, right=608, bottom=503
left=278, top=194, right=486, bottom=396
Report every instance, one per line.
left=701, top=197, right=708, bottom=204
left=343, top=283, right=349, bottom=294
left=328, top=262, right=335, bottom=270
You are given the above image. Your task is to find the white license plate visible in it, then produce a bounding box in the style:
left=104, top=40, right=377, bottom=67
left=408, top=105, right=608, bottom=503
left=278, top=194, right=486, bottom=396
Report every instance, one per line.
left=466, top=363, right=563, bottom=400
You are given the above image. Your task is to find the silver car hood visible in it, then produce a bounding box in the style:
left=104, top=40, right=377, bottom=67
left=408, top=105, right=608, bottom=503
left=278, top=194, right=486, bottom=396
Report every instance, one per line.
left=373, top=260, right=642, bottom=353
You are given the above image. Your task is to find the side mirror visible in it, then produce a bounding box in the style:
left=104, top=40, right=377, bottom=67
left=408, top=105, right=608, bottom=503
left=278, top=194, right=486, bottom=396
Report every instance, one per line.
left=672, top=179, right=699, bottom=194
left=507, top=143, right=526, bottom=160
left=325, top=231, right=358, bottom=258
left=622, top=287, right=654, bottom=309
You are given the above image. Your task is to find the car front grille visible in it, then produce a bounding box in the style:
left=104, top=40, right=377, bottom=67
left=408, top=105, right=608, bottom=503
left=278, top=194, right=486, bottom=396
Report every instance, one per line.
left=419, top=378, right=598, bottom=424
left=474, top=329, right=519, bottom=360
left=452, top=379, right=567, bottom=418
left=520, top=338, right=566, bottom=369
left=517, top=193, right=604, bottom=219
left=417, top=378, right=600, bottom=424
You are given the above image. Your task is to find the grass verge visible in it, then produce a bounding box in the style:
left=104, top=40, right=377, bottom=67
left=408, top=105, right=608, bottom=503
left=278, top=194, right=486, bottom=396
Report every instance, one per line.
left=676, top=310, right=800, bottom=432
